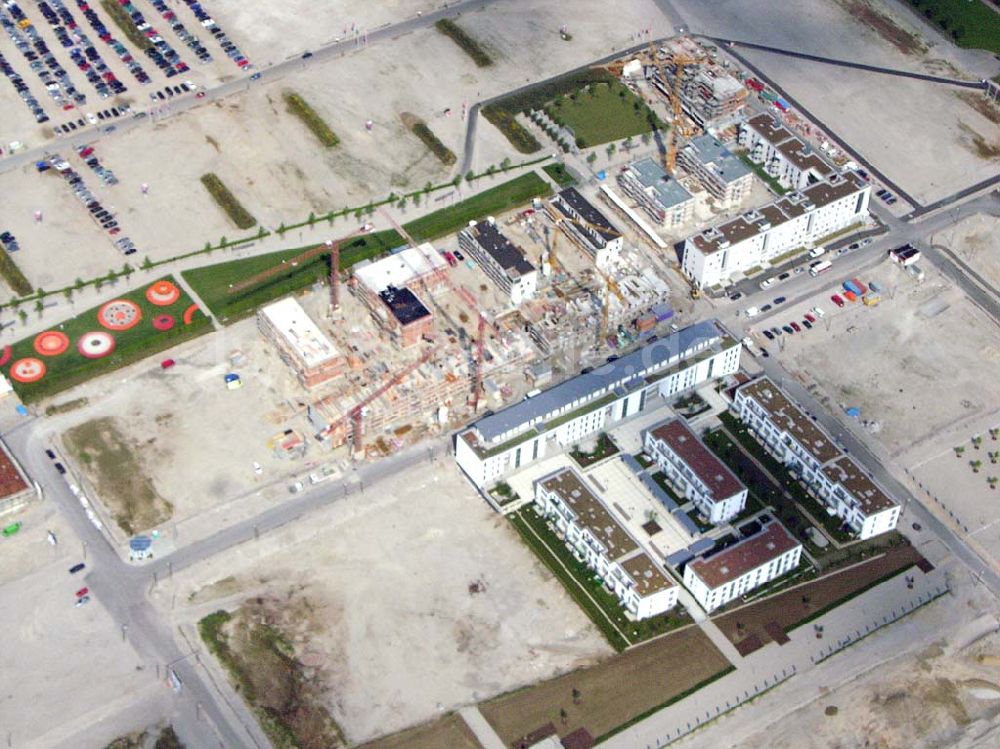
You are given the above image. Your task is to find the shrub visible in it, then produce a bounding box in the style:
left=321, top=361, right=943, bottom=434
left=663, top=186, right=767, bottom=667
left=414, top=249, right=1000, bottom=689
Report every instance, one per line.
left=200, top=174, right=257, bottom=230
left=283, top=91, right=339, bottom=147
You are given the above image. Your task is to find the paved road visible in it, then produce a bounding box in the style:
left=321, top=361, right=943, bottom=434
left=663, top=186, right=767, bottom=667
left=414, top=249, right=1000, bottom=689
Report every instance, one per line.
left=708, top=37, right=987, bottom=89
left=3, top=407, right=449, bottom=748
left=0, top=0, right=500, bottom=177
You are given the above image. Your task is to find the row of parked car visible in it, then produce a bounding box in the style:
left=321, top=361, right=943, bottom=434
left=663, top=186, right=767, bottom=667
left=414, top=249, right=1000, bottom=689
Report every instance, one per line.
left=77, top=142, right=117, bottom=184
left=114, top=0, right=189, bottom=77
left=38, top=0, right=127, bottom=99
left=53, top=102, right=129, bottom=133
left=149, top=78, right=196, bottom=100
left=0, top=47, right=48, bottom=123
left=761, top=306, right=826, bottom=342
left=1, top=1, right=87, bottom=106
left=179, top=0, right=250, bottom=69
left=46, top=153, right=122, bottom=236
left=146, top=0, right=212, bottom=64
left=73, top=0, right=151, bottom=84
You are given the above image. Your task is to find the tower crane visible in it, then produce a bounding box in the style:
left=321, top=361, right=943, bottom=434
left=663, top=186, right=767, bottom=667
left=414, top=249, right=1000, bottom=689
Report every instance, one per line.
left=646, top=40, right=704, bottom=173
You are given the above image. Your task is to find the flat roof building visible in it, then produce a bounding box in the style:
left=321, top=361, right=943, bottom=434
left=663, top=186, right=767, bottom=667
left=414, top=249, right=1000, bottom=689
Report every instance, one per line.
left=455, top=320, right=742, bottom=489
left=681, top=171, right=870, bottom=289
left=352, top=243, right=448, bottom=296
left=684, top=519, right=802, bottom=612
left=548, top=187, right=623, bottom=269
left=258, top=297, right=345, bottom=389
left=0, top=438, right=34, bottom=517
left=378, top=285, right=433, bottom=349
left=649, top=37, right=748, bottom=128
left=645, top=418, right=747, bottom=525
left=738, top=113, right=836, bottom=191
left=732, top=376, right=899, bottom=540
left=535, top=467, right=678, bottom=619
left=618, top=158, right=694, bottom=229
left=458, top=219, right=537, bottom=304
left=677, top=134, right=753, bottom=204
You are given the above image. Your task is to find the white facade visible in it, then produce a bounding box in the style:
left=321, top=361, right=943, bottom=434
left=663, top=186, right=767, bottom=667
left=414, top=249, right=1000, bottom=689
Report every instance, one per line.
left=352, top=244, right=447, bottom=295
left=458, top=219, right=537, bottom=305
left=617, top=158, right=694, bottom=229
left=644, top=419, right=747, bottom=525
left=455, top=321, right=742, bottom=489
left=681, top=173, right=871, bottom=289
left=684, top=521, right=802, bottom=612
left=548, top=187, right=623, bottom=270
left=738, top=113, right=835, bottom=191
left=677, top=135, right=754, bottom=204
left=535, top=468, right=678, bottom=620
left=732, top=377, right=899, bottom=540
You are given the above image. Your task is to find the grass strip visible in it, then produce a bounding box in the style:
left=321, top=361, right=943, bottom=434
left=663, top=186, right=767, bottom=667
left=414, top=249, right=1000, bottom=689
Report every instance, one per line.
left=99, top=0, right=152, bottom=51
left=185, top=172, right=550, bottom=321
left=737, top=152, right=788, bottom=196
left=435, top=18, right=492, bottom=67
left=0, top=251, right=33, bottom=296
left=509, top=508, right=630, bottom=652
left=200, top=173, right=257, bottom=230
left=594, top=665, right=737, bottom=743
left=903, top=0, right=1000, bottom=54
left=542, top=162, right=576, bottom=187
left=284, top=91, right=340, bottom=148
left=410, top=121, right=456, bottom=165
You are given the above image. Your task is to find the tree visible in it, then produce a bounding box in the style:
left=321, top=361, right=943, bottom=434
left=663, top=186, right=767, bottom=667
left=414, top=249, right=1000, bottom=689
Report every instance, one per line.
left=307, top=211, right=316, bottom=225
left=990, top=451, right=999, bottom=465
left=486, top=164, right=497, bottom=176
left=971, top=459, right=983, bottom=474
left=990, top=427, right=999, bottom=441
left=465, top=170, right=475, bottom=183
left=559, top=708, right=568, bottom=724
left=63, top=288, right=73, bottom=304
left=34, top=299, right=44, bottom=318
left=354, top=208, right=363, bottom=220
left=500, top=157, right=511, bottom=171
left=258, top=225, right=268, bottom=238
left=451, top=174, right=462, bottom=188
left=423, top=181, right=433, bottom=194
left=989, top=476, right=998, bottom=491
left=203, top=241, right=212, bottom=252
left=955, top=445, right=966, bottom=458
left=94, top=278, right=104, bottom=292
left=17, top=309, right=27, bottom=326
left=74, top=277, right=85, bottom=292
left=277, top=223, right=286, bottom=237
left=397, top=197, right=408, bottom=210
left=606, top=142, right=616, bottom=160
left=220, top=235, right=228, bottom=247
left=973, top=435, right=983, bottom=450
left=326, top=211, right=337, bottom=226
left=122, top=263, right=134, bottom=281
left=641, top=132, right=651, bottom=146
left=571, top=687, right=581, bottom=705
left=586, top=152, right=598, bottom=166
left=141, top=256, right=154, bottom=271
left=413, top=192, right=421, bottom=207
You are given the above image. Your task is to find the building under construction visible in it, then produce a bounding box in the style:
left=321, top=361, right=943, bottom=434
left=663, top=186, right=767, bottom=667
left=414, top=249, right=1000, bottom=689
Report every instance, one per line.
left=647, top=37, right=747, bottom=129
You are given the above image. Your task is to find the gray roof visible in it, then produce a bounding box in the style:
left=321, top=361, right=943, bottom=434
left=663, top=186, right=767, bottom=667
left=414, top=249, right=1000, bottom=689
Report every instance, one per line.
left=684, top=134, right=751, bottom=185
left=628, top=158, right=693, bottom=209
left=473, top=320, right=725, bottom=442
left=465, top=220, right=535, bottom=276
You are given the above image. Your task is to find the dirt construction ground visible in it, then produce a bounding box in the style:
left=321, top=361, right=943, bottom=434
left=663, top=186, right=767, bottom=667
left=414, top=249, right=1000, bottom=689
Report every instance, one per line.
left=678, top=0, right=999, bottom=206
left=781, top=259, right=1000, bottom=463
left=154, top=460, right=610, bottom=743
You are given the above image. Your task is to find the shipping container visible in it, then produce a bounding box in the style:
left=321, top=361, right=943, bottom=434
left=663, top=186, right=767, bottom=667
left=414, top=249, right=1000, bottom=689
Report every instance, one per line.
left=746, top=78, right=764, bottom=92
left=863, top=293, right=881, bottom=307
left=843, top=290, right=858, bottom=302
left=842, top=279, right=861, bottom=296
left=851, top=278, right=868, bottom=295
left=650, top=302, right=674, bottom=322
left=635, top=314, right=656, bottom=333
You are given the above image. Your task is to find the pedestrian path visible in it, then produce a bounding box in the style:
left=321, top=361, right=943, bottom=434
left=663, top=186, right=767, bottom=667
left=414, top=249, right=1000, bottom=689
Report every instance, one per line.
left=459, top=705, right=507, bottom=749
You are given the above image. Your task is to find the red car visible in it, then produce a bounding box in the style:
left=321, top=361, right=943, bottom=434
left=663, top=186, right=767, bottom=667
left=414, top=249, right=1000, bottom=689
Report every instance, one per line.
left=195, top=91, right=206, bottom=99
left=804, top=313, right=816, bottom=323
left=78, top=146, right=94, bottom=157
left=161, top=359, right=176, bottom=370
left=790, top=321, right=801, bottom=332
left=75, top=587, right=88, bottom=597
left=831, top=294, right=845, bottom=308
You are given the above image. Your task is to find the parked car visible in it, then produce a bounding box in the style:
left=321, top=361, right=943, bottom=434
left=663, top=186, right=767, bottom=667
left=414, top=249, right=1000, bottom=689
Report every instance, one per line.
left=160, top=358, right=176, bottom=369
left=760, top=347, right=769, bottom=357
left=802, top=320, right=812, bottom=330
left=782, top=325, right=794, bottom=335
left=75, top=587, right=89, bottom=598
left=69, top=562, right=85, bottom=574
left=75, top=595, right=90, bottom=607
left=804, top=313, right=816, bottom=323
left=762, top=330, right=775, bottom=341
left=759, top=277, right=776, bottom=290
left=790, top=321, right=801, bottom=332
left=831, top=295, right=844, bottom=308
left=773, top=296, right=786, bottom=305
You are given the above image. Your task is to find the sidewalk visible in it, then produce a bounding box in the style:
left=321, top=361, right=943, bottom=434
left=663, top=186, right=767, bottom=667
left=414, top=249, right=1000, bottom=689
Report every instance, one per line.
left=459, top=706, right=507, bottom=749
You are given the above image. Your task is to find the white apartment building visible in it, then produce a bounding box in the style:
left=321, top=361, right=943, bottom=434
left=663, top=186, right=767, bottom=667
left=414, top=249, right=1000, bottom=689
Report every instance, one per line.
left=535, top=468, right=679, bottom=619
left=684, top=519, right=802, bottom=612
left=458, top=218, right=538, bottom=304
left=617, top=158, right=695, bottom=229
left=455, top=321, right=742, bottom=489
left=738, top=113, right=836, bottom=191
left=681, top=172, right=871, bottom=289
left=547, top=187, right=623, bottom=269
left=732, top=377, right=899, bottom=540
left=645, top=418, right=747, bottom=524
left=677, top=134, right=754, bottom=204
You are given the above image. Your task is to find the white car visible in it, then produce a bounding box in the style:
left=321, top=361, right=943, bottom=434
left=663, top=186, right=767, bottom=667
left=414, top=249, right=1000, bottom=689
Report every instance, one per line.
left=252, top=461, right=263, bottom=475
left=745, top=306, right=760, bottom=318
left=759, top=278, right=776, bottom=290
left=812, top=306, right=826, bottom=318
left=808, top=247, right=826, bottom=259
left=75, top=595, right=90, bottom=608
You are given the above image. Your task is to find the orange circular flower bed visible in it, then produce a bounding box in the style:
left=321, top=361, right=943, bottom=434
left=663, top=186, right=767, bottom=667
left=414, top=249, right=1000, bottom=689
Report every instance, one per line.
left=34, top=330, right=70, bottom=356
left=145, top=280, right=181, bottom=307
left=10, top=357, right=46, bottom=383
left=98, top=299, right=142, bottom=331
left=77, top=331, right=117, bottom=359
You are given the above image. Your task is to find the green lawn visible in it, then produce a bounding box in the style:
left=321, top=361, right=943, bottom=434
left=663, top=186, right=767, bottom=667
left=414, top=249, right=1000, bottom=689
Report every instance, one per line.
left=542, top=162, right=576, bottom=188
left=2, top=276, right=210, bottom=402
left=546, top=81, right=664, bottom=148
left=904, top=0, right=1000, bottom=54
left=737, top=152, right=788, bottom=196
left=185, top=172, right=551, bottom=322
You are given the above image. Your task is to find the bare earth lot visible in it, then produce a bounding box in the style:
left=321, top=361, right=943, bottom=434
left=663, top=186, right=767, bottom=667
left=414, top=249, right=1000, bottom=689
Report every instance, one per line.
left=358, top=713, right=484, bottom=749
left=932, top=213, right=1000, bottom=292
left=158, top=462, right=610, bottom=743
left=676, top=0, right=999, bottom=205
left=782, top=260, right=1000, bottom=462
